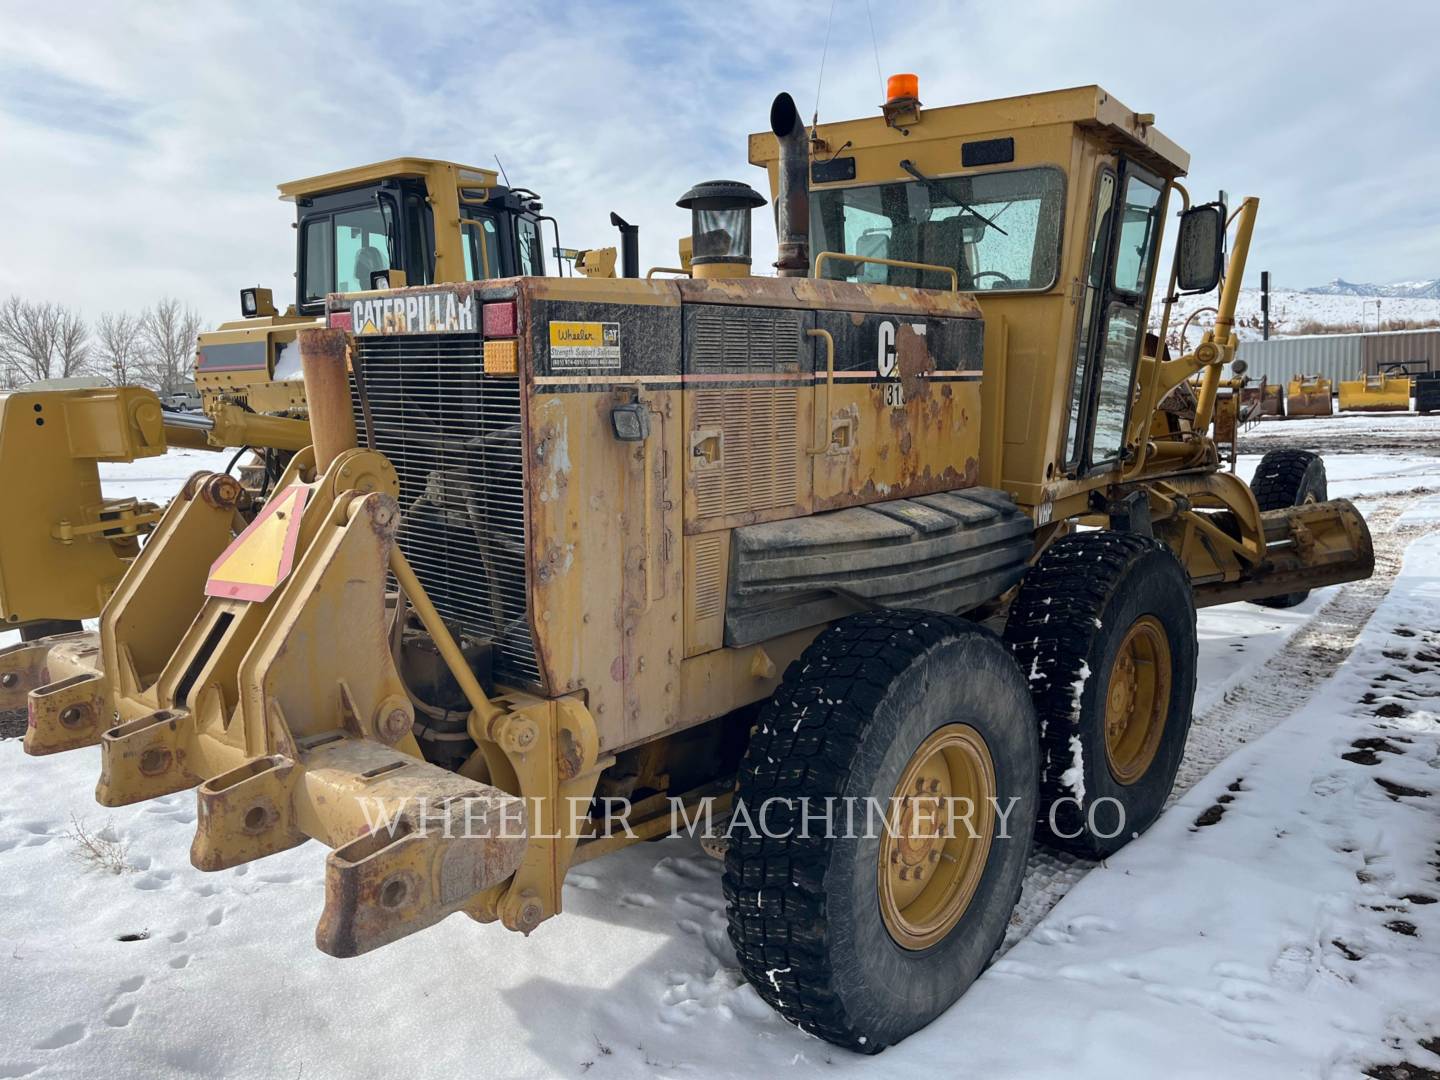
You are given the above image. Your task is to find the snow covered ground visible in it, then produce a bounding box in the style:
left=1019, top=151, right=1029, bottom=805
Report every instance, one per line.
left=2, top=420, right=1439, bottom=1079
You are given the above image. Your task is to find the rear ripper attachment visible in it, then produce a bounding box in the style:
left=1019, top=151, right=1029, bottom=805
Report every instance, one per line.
left=16, top=326, right=600, bottom=957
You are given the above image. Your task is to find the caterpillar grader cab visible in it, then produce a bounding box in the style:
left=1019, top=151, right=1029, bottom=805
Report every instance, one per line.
left=196, top=157, right=564, bottom=419
left=0, top=159, right=594, bottom=641
left=11, top=80, right=1372, bottom=1053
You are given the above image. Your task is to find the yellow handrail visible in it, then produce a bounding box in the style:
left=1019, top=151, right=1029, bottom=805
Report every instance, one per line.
left=806, top=328, right=835, bottom=456
left=813, top=251, right=959, bottom=292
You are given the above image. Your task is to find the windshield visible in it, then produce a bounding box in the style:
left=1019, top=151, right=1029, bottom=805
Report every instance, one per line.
left=811, top=167, right=1065, bottom=292
left=301, top=201, right=395, bottom=305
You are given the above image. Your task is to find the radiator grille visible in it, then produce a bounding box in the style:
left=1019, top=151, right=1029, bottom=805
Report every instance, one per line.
left=352, top=335, right=540, bottom=689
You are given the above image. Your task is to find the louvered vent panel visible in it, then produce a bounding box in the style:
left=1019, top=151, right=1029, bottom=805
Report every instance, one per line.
left=351, top=335, right=541, bottom=689
left=689, top=307, right=802, bottom=520
left=691, top=308, right=802, bottom=373
left=692, top=534, right=724, bottom=621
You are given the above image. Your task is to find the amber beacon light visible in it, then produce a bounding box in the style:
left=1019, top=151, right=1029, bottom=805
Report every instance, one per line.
left=886, top=72, right=919, bottom=103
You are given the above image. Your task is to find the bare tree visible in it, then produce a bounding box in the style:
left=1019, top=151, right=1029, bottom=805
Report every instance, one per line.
left=0, top=296, right=95, bottom=386
left=95, top=311, right=145, bottom=386
left=55, top=307, right=91, bottom=378
left=3, top=297, right=56, bottom=385
left=138, top=298, right=202, bottom=396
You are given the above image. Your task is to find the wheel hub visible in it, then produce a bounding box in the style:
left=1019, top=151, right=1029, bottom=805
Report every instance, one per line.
left=878, top=724, right=995, bottom=951
left=1102, top=615, right=1172, bottom=785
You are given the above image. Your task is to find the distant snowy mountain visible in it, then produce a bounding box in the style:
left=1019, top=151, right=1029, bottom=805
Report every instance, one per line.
left=1303, top=277, right=1440, bottom=300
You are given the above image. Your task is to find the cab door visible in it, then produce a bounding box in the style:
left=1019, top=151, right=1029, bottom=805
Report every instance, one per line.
left=1065, top=160, right=1166, bottom=474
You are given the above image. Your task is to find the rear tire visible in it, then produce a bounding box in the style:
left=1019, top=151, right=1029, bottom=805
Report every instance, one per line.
left=1005, top=533, right=1197, bottom=859
left=1250, top=448, right=1327, bottom=608
left=724, top=609, right=1038, bottom=1053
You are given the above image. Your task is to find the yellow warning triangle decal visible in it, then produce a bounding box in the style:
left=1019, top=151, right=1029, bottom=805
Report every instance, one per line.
left=205, top=484, right=309, bottom=602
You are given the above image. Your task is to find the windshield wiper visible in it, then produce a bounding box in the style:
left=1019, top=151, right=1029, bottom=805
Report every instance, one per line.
left=898, top=160, right=1007, bottom=237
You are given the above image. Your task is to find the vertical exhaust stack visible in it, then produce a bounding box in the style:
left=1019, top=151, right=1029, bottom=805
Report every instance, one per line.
left=298, top=327, right=357, bottom=470
left=770, top=92, right=809, bottom=278
left=610, top=212, right=640, bottom=278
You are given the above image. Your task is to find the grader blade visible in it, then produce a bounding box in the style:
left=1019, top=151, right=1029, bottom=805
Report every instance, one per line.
left=1194, top=497, right=1373, bottom=607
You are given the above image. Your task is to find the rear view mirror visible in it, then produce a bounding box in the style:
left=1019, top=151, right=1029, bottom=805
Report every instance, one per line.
left=1175, top=204, right=1225, bottom=293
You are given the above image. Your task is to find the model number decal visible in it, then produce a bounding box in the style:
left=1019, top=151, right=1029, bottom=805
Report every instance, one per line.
left=877, top=320, right=897, bottom=378
left=875, top=320, right=922, bottom=408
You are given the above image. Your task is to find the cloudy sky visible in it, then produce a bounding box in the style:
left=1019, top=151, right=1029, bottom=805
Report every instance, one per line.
left=3, top=0, right=1437, bottom=325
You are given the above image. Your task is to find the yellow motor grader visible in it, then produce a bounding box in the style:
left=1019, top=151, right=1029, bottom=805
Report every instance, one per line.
left=0, top=158, right=609, bottom=639
left=9, top=80, right=1371, bottom=1052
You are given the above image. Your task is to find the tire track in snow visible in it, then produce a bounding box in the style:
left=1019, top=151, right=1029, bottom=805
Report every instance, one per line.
left=1006, top=494, right=1436, bottom=948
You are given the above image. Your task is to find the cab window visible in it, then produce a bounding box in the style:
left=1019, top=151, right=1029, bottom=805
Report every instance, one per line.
left=404, top=193, right=434, bottom=286
left=301, top=203, right=394, bottom=303
left=462, top=213, right=501, bottom=280
left=301, top=219, right=332, bottom=305
left=516, top=216, right=544, bottom=276
left=811, top=166, right=1066, bottom=291
left=1063, top=169, right=1116, bottom=465
left=1089, top=306, right=1142, bottom=461
left=1065, top=162, right=1167, bottom=472
left=1113, top=175, right=1163, bottom=295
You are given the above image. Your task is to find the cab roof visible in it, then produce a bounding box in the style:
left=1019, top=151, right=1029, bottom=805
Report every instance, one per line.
left=748, top=84, right=1190, bottom=179
left=278, top=157, right=499, bottom=201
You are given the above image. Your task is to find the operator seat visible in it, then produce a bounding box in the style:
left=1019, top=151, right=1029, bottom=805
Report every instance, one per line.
left=354, top=246, right=387, bottom=291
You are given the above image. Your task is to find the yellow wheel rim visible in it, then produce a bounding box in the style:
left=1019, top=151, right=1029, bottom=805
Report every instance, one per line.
left=878, top=724, right=995, bottom=951
left=1103, top=615, right=1172, bottom=785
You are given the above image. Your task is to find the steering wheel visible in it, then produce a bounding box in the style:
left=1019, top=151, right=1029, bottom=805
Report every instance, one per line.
left=971, top=270, right=1015, bottom=288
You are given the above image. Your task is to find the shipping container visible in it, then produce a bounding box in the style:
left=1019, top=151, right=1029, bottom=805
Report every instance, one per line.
left=1232, top=333, right=1362, bottom=387
left=1231, top=327, right=1440, bottom=385
left=1361, top=328, right=1440, bottom=376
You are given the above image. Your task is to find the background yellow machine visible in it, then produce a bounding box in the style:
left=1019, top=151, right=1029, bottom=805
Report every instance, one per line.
left=8, top=80, right=1371, bottom=1053
left=0, top=159, right=610, bottom=637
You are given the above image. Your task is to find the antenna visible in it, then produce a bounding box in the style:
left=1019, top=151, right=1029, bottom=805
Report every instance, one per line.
left=813, top=0, right=838, bottom=129
left=493, top=154, right=512, bottom=188
left=865, top=0, right=884, bottom=100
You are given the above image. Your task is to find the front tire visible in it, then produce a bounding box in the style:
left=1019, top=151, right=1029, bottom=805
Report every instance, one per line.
left=724, top=610, right=1039, bottom=1053
left=1005, top=532, right=1197, bottom=858
left=1249, top=448, right=1328, bottom=608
